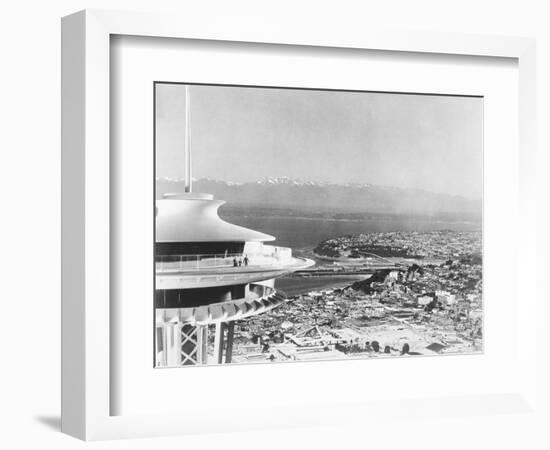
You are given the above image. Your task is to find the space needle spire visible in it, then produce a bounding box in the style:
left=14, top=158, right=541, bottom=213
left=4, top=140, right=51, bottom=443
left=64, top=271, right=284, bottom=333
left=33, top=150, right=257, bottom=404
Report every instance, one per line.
left=184, top=85, right=192, bottom=193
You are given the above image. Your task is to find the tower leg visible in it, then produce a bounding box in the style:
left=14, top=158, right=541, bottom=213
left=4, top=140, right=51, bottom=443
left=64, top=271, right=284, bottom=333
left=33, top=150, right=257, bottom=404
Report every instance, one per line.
left=163, top=326, right=168, bottom=367
left=214, top=322, right=225, bottom=364
left=156, top=319, right=210, bottom=367
left=196, top=325, right=208, bottom=365
left=225, top=321, right=235, bottom=364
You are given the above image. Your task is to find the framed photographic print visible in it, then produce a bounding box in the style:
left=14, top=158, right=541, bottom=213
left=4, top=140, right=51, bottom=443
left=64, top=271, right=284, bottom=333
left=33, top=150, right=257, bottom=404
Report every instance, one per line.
left=61, top=9, right=538, bottom=440
left=153, top=82, right=483, bottom=368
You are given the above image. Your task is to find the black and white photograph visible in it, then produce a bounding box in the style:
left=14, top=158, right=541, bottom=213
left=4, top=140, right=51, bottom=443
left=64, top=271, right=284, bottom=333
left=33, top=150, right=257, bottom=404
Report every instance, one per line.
left=154, top=83, right=483, bottom=368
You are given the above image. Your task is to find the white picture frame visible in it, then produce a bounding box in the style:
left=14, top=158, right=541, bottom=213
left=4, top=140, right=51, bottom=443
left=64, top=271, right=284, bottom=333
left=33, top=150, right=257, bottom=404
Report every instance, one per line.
left=61, top=9, right=537, bottom=441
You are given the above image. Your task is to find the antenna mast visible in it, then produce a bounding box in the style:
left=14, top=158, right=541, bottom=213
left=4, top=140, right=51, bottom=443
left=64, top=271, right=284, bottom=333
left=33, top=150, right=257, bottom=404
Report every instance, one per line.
left=184, top=85, right=192, bottom=192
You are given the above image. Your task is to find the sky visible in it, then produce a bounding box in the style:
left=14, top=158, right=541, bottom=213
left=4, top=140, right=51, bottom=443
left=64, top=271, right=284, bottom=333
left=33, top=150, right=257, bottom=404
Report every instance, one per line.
left=155, top=83, right=483, bottom=199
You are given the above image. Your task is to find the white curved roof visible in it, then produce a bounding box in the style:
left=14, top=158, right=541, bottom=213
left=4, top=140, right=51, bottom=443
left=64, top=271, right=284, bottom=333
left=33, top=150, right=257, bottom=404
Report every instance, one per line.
left=156, top=192, right=275, bottom=243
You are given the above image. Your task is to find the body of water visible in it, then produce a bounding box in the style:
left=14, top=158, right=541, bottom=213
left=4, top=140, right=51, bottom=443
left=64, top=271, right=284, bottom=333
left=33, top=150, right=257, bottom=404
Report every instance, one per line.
left=275, top=275, right=370, bottom=297
left=220, top=212, right=480, bottom=250
left=220, top=211, right=480, bottom=297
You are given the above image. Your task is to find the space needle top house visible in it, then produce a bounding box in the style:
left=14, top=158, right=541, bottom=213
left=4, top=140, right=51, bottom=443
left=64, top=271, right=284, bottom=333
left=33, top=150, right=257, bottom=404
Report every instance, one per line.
left=155, top=86, right=314, bottom=367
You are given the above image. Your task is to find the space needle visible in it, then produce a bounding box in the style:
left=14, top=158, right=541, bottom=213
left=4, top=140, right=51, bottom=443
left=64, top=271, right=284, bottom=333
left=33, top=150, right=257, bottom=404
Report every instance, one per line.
left=155, top=86, right=314, bottom=367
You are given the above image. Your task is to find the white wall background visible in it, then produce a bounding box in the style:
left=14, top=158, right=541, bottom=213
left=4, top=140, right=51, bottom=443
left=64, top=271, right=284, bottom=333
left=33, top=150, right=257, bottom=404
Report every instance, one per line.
left=0, top=1, right=548, bottom=448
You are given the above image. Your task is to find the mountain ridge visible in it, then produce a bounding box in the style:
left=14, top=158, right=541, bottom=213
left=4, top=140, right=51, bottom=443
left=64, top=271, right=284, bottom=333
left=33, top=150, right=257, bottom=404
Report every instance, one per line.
left=156, top=177, right=481, bottom=220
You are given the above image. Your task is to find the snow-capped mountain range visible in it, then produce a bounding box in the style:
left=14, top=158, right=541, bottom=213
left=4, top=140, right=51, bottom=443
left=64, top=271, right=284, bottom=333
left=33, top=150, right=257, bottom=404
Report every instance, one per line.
left=156, top=177, right=481, bottom=219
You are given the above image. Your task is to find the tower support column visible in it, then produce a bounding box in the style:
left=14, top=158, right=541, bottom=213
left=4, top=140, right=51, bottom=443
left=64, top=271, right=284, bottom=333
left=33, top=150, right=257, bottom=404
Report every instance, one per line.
left=225, top=321, right=235, bottom=364
left=196, top=325, right=208, bottom=365
left=214, top=322, right=225, bottom=364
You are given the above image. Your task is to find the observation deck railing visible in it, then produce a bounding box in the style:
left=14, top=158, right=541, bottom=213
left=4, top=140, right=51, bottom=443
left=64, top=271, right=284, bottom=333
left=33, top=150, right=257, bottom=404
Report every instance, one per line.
left=156, top=245, right=292, bottom=272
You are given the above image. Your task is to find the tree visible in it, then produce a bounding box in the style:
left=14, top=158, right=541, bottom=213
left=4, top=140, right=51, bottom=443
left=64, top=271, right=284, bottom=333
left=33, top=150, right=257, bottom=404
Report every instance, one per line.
left=371, top=341, right=380, bottom=352
left=384, top=345, right=391, bottom=354
left=401, top=343, right=410, bottom=355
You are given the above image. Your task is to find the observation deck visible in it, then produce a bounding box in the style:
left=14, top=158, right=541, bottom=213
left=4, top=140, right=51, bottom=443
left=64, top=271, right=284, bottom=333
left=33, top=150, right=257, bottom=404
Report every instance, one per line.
left=156, top=244, right=315, bottom=289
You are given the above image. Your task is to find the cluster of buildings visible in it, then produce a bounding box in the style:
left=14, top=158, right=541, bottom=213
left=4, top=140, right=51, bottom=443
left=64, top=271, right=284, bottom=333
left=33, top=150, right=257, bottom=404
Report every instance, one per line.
left=314, top=230, right=482, bottom=262
left=218, top=231, right=483, bottom=364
